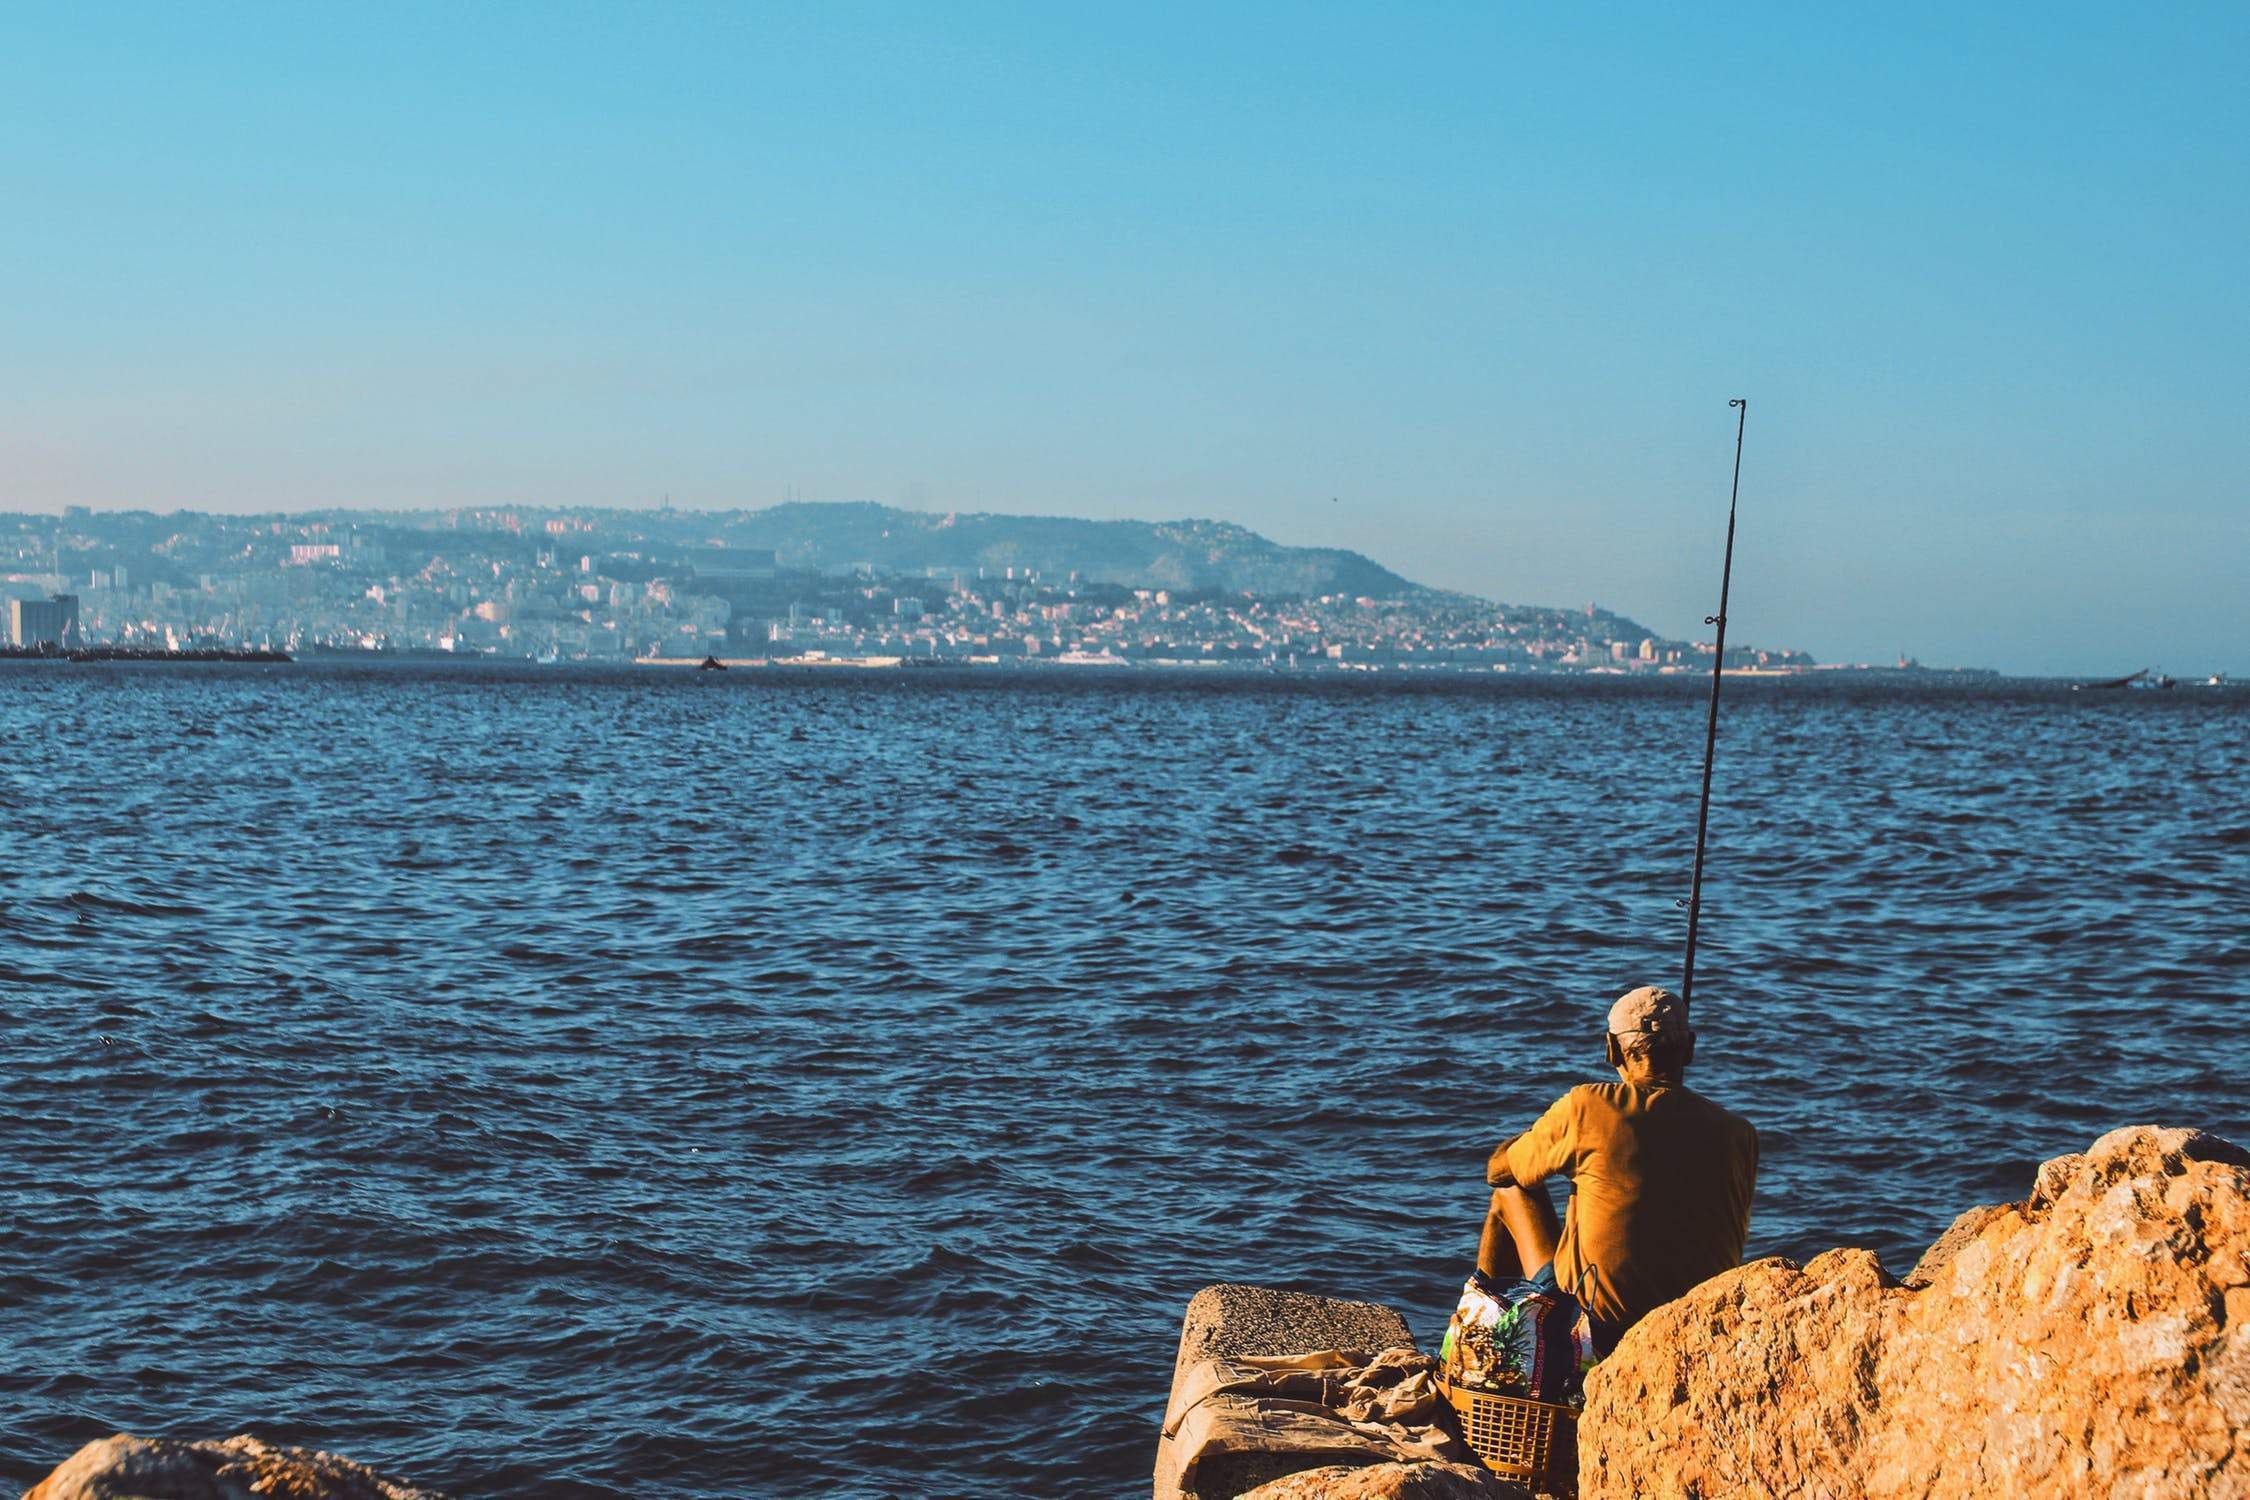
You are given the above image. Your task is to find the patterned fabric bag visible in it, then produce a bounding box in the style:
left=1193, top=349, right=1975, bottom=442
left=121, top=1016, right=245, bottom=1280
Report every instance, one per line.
left=1438, top=1271, right=1595, bottom=1404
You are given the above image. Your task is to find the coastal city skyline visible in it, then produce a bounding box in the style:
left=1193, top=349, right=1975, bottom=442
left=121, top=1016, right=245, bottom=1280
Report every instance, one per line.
left=3, top=500, right=1836, bottom=674
left=2, top=496, right=2235, bottom=678
left=7, top=494, right=2241, bottom=679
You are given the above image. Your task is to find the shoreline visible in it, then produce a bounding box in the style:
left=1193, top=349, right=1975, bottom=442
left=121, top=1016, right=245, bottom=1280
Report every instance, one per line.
left=632, top=654, right=2019, bottom=679
left=12, top=650, right=2239, bottom=688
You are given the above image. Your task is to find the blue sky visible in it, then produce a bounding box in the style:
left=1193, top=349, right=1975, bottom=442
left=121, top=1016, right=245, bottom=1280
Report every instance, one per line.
left=3, top=2, right=2244, bottom=674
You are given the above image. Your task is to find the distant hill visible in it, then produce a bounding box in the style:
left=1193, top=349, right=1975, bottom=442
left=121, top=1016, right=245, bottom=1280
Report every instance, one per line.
left=694, top=503, right=1423, bottom=597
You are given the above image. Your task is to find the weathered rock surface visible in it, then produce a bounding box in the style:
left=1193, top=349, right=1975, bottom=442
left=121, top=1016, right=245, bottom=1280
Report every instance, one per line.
left=1173, top=1284, right=1418, bottom=1370
left=1580, top=1125, right=2250, bottom=1499
left=22, top=1434, right=448, bottom=1500
left=1237, top=1460, right=1524, bottom=1499
left=1157, top=1284, right=1496, bottom=1500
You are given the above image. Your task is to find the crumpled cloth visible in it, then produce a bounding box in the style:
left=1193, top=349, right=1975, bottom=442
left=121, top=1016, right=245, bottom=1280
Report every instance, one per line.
left=1161, top=1346, right=1477, bottom=1493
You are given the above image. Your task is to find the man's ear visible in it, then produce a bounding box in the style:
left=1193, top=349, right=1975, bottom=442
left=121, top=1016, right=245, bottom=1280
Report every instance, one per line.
left=1681, top=1034, right=1697, bottom=1070
left=1605, top=1033, right=1622, bottom=1068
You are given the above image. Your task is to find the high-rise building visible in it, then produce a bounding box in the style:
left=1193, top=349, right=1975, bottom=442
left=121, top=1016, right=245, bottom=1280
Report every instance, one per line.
left=8, top=594, right=79, bottom=648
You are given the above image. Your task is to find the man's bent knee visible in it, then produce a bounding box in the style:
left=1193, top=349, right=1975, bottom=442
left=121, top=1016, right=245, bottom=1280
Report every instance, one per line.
left=1489, top=1184, right=1543, bottom=1218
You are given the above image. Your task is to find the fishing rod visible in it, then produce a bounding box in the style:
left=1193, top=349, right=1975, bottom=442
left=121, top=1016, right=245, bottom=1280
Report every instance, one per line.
left=1680, top=398, right=1747, bottom=1008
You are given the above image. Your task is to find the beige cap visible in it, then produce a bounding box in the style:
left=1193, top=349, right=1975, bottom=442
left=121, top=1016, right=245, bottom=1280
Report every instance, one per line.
left=1608, top=985, right=1692, bottom=1039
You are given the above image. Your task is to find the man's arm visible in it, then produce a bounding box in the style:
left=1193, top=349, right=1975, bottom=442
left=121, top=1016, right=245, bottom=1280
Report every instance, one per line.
left=1486, top=1088, right=1579, bottom=1189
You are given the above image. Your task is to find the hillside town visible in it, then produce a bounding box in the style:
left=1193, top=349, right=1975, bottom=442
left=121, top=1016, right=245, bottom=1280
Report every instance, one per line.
left=1, top=505, right=1816, bottom=672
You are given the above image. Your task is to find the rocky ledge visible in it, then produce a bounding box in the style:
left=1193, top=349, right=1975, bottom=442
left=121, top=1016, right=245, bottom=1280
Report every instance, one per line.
left=1155, top=1124, right=2250, bottom=1499
left=1583, top=1123, right=2250, bottom=1498
left=20, top=1434, right=448, bottom=1500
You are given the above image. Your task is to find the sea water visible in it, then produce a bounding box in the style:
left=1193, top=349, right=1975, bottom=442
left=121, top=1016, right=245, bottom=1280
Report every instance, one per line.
left=2, top=665, right=2244, bottom=1496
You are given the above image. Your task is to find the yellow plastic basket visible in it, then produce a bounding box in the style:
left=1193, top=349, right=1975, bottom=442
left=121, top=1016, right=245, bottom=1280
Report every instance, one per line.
left=1440, top=1377, right=1577, bottom=1492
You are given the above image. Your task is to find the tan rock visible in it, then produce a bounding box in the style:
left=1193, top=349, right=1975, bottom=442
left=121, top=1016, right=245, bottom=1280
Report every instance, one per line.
left=1579, top=1125, right=2250, bottom=1499
left=21, top=1433, right=449, bottom=1500
left=1156, top=1284, right=1428, bottom=1500
left=1900, top=1202, right=2010, bottom=1287
left=1236, top=1459, right=1527, bottom=1499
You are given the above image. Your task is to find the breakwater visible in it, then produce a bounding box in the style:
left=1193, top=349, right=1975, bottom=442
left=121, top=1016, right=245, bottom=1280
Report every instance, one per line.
left=1, top=646, right=291, bottom=662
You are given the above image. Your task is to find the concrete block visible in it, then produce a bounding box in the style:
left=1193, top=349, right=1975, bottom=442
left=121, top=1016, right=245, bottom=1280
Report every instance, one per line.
left=1155, top=1284, right=1418, bottom=1500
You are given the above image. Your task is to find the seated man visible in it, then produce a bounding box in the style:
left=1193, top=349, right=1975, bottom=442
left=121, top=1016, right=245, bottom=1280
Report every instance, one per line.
left=1477, top=985, right=1758, bottom=1359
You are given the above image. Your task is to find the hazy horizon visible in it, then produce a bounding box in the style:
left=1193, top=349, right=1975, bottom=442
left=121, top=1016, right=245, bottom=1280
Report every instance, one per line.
left=5, top=3, right=2245, bottom=676
left=0, top=494, right=2223, bottom=677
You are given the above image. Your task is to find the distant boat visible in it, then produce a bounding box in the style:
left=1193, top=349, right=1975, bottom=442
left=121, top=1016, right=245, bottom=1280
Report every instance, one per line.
left=698, top=655, right=727, bottom=672
left=2073, top=669, right=2149, bottom=692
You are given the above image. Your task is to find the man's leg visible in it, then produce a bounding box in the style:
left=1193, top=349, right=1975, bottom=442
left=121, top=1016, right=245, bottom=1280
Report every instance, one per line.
left=1476, top=1184, right=1562, bottom=1283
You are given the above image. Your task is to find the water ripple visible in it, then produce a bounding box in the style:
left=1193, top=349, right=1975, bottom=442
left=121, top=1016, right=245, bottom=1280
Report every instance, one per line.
left=0, top=665, right=2244, bottom=1496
